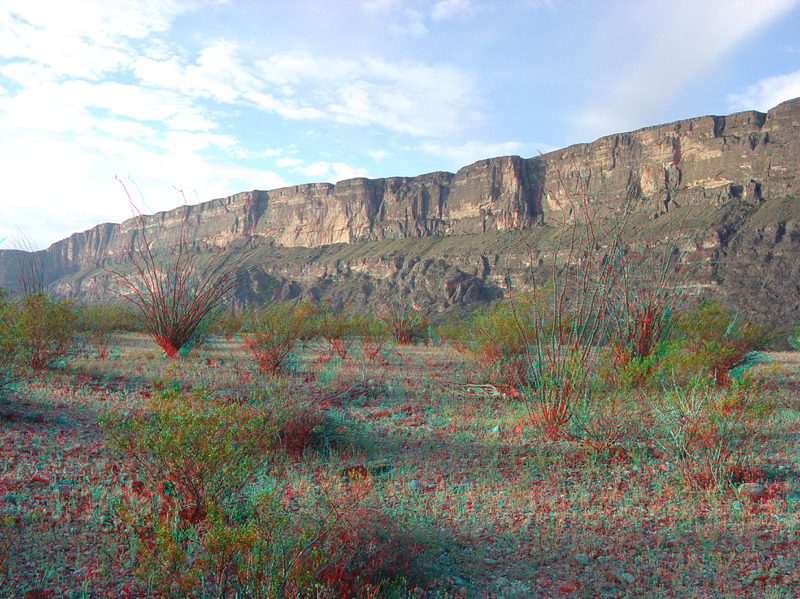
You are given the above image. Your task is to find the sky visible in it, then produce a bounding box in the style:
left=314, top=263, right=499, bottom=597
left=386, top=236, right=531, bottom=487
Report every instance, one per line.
left=2, top=0, right=800, bottom=250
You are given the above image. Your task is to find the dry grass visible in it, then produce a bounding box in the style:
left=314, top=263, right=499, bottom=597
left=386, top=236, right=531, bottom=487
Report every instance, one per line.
left=0, top=336, right=799, bottom=598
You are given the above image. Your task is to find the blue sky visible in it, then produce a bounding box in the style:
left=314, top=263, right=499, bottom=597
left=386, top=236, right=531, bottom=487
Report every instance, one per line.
left=2, top=0, right=800, bottom=249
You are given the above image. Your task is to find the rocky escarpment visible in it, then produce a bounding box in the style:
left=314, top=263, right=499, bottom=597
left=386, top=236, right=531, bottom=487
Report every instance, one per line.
left=1, top=97, right=799, bottom=331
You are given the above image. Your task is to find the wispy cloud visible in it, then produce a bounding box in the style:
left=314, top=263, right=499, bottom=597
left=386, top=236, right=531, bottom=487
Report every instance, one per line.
left=431, top=0, right=475, bottom=20
left=0, top=0, right=194, bottom=79
left=572, top=0, right=800, bottom=140
left=728, top=69, right=800, bottom=112
left=389, top=9, right=428, bottom=38
left=279, top=158, right=369, bottom=182
left=419, top=140, right=556, bottom=168
left=246, top=52, right=483, bottom=137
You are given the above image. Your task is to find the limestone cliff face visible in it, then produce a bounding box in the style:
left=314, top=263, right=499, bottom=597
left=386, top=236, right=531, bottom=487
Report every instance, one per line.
left=1, top=98, right=799, bottom=328
left=530, top=98, right=800, bottom=224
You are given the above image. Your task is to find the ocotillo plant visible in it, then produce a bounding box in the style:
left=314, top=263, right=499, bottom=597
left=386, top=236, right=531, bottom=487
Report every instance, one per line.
left=512, top=150, right=701, bottom=434
left=11, top=226, right=46, bottom=296
left=99, top=178, right=252, bottom=357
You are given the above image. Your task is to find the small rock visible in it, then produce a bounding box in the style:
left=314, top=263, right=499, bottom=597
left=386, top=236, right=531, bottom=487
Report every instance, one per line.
left=406, top=480, right=417, bottom=490
left=491, top=425, right=500, bottom=436
left=738, top=483, right=768, bottom=500
left=574, top=553, right=591, bottom=566
left=621, top=572, right=635, bottom=584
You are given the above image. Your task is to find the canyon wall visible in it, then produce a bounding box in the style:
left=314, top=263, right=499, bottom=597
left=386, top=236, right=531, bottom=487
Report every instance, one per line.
left=1, top=97, right=799, bottom=328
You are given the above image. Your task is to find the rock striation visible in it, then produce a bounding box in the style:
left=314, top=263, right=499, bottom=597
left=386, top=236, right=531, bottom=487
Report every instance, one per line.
left=1, top=97, right=800, bottom=331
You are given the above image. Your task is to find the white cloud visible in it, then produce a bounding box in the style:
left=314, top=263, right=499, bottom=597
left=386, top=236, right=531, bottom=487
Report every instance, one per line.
left=162, top=131, right=237, bottom=154
left=95, top=118, right=157, bottom=140
left=728, top=69, right=800, bottom=112
left=243, top=91, right=328, bottom=120
left=299, top=162, right=331, bottom=178
left=362, top=0, right=403, bottom=14
left=572, top=0, right=800, bottom=140
left=134, top=39, right=264, bottom=103
left=419, top=140, right=556, bottom=167
left=431, top=0, right=475, bottom=20
left=0, top=79, right=216, bottom=137
left=329, top=162, right=369, bottom=181
left=0, top=0, right=193, bottom=80
left=389, top=9, right=428, bottom=38
left=277, top=157, right=304, bottom=168
left=164, top=112, right=218, bottom=131
left=370, top=150, right=392, bottom=160
left=249, top=53, right=483, bottom=137
left=0, top=124, right=287, bottom=247
left=291, top=161, right=368, bottom=183
left=0, top=61, right=56, bottom=87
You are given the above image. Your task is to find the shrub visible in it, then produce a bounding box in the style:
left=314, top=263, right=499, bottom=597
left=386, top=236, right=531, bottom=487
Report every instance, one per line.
left=440, top=294, right=552, bottom=385
left=242, top=302, right=314, bottom=375
left=210, top=308, right=244, bottom=341
left=0, top=514, right=22, bottom=586
left=677, top=300, right=772, bottom=387
left=357, top=316, right=390, bottom=362
left=12, top=293, right=82, bottom=370
left=103, top=387, right=417, bottom=598
left=0, top=292, right=23, bottom=403
left=570, top=391, right=650, bottom=458
left=650, top=378, right=775, bottom=488
left=373, top=292, right=430, bottom=345
left=314, top=304, right=365, bottom=360
left=99, top=179, right=251, bottom=358
left=101, top=386, right=275, bottom=522
left=78, top=302, right=125, bottom=359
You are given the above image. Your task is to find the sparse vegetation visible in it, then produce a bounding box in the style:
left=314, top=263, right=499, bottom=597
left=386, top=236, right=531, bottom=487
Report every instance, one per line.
left=98, top=179, right=251, bottom=358
left=242, top=301, right=314, bottom=374
left=10, top=292, right=83, bottom=371
left=1, top=327, right=797, bottom=598
left=0, top=290, right=23, bottom=403
left=1, top=179, right=797, bottom=598
left=677, top=300, right=773, bottom=387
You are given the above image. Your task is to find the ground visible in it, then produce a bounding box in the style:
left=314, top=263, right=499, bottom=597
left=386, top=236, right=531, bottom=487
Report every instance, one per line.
left=1, top=335, right=799, bottom=598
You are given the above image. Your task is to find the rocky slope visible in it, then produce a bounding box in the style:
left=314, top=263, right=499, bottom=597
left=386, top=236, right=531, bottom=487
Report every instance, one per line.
left=1, top=97, right=799, bottom=331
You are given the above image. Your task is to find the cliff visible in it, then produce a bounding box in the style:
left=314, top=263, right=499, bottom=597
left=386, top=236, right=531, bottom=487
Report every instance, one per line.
left=1, top=97, right=799, bottom=330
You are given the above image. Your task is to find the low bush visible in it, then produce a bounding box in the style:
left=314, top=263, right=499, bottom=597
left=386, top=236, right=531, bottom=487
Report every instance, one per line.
left=440, top=295, right=543, bottom=385
left=357, top=316, right=390, bottom=362
left=12, top=292, right=83, bottom=370
left=210, top=308, right=244, bottom=341
left=649, top=377, right=775, bottom=489
left=374, top=292, right=429, bottom=345
left=242, top=301, right=314, bottom=375
left=78, top=302, right=125, bottom=359
left=102, top=385, right=419, bottom=598
left=677, top=300, right=772, bottom=387
left=102, top=386, right=275, bottom=521
left=0, top=293, right=23, bottom=403
left=314, top=303, right=365, bottom=360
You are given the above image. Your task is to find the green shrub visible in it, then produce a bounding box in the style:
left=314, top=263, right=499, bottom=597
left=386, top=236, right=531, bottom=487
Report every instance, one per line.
left=242, top=302, right=314, bottom=375
left=0, top=514, right=22, bottom=585
left=677, top=300, right=772, bottom=387
left=102, top=386, right=417, bottom=598
left=357, top=315, right=390, bottom=362
left=650, top=377, right=775, bottom=488
left=210, top=308, right=244, bottom=341
left=314, top=304, right=365, bottom=360
left=78, top=302, right=125, bottom=359
left=439, top=295, right=548, bottom=385
left=374, top=292, right=429, bottom=345
left=102, top=386, right=274, bottom=520
left=12, top=293, right=82, bottom=370
left=0, top=293, right=23, bottom=403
